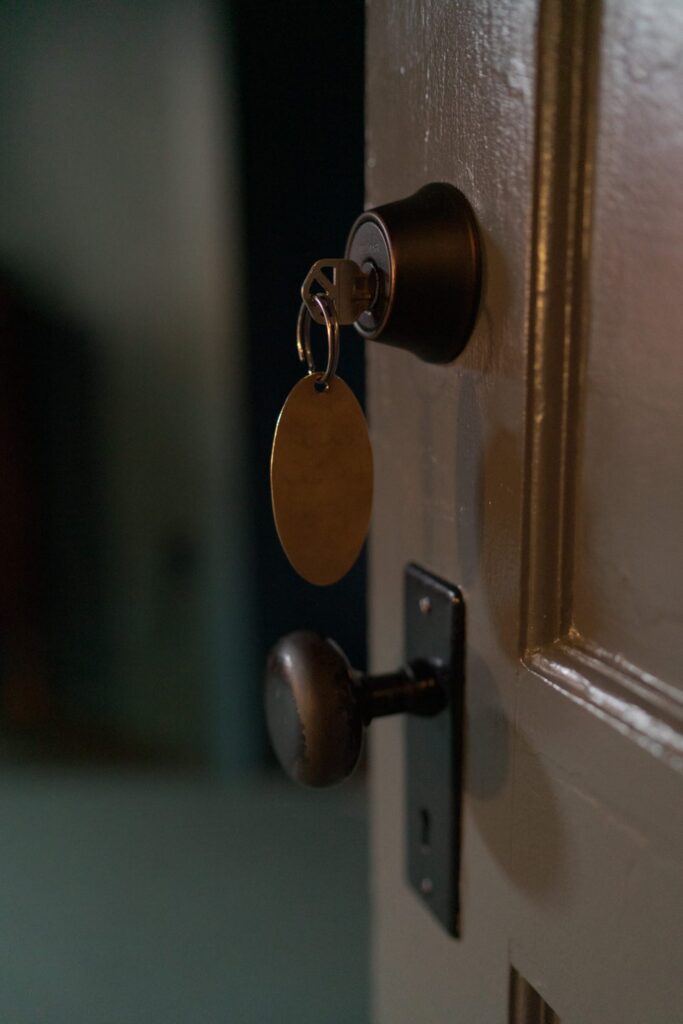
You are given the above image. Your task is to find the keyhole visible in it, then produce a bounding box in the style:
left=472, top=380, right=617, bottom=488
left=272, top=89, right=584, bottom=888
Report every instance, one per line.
left=420, top=807, right=431, bottom=853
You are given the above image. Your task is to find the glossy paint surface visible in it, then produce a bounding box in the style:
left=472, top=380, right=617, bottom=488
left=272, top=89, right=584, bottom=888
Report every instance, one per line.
left=367, top=1, right=683, bottom=1020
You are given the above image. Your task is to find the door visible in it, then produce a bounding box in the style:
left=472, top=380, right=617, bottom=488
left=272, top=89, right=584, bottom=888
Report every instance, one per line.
left=367, top=2, right=683, bottom=1021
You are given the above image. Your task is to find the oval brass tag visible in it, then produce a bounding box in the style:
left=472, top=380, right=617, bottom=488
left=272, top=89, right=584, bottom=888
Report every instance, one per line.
left=270, top=373, right=373, bottom=586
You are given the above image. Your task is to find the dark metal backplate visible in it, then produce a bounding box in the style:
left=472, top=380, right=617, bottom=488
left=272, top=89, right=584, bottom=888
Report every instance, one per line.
left=405, top=563, right=465, bottom=937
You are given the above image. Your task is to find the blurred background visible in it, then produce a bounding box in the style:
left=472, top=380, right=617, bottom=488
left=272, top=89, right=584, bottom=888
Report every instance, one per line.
left=0, top=1, right=368, bottom=1020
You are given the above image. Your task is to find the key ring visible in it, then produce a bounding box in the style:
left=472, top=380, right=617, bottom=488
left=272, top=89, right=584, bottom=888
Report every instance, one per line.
left=296, top=292, right=340, bottom=389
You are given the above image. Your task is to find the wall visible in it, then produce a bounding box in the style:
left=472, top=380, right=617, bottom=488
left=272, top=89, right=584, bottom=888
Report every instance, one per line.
left=0, top=0, right=255, bottom=766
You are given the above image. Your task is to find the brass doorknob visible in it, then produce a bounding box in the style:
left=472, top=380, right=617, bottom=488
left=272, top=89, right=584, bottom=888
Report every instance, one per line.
left=264, top=630, right=447, bottom=787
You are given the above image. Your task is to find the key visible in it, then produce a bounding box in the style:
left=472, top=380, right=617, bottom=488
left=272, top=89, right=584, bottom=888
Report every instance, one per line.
left=301, top=258, right=377, bottom=325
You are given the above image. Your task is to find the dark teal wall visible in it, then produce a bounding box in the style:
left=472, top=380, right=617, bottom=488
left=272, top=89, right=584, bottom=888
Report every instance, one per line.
left=0, top=0, right=366, bottom=770
left=0, top=0, right=257, bottom=767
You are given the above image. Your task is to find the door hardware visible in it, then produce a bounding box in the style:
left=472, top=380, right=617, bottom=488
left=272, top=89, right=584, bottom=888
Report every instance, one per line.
left=264, top=563, right=466, bottom=936
left=302, top=182, right=482, bottom=363
left=264, top=629, right=446, bottom=789
left=269, top=183, right=481, bottom=587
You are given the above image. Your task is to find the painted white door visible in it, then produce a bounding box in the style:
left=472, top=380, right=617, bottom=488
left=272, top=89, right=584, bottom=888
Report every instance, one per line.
left=367, top=2, right=683, bottom=1021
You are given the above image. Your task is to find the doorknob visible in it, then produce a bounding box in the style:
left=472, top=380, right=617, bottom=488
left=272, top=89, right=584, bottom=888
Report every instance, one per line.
left=264, top=630, right=447, bottom=787
left=263, top=564, right=467, bottom=937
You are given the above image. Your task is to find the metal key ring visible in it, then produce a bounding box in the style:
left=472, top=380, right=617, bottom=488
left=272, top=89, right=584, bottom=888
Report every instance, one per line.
left=296, top=292, right=340, bottom=388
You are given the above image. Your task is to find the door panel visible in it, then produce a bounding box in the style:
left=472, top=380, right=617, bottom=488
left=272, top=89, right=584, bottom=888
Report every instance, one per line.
left=367, top=2, right=683, bottom=1022
left=572, top=0, right=683, bottom=687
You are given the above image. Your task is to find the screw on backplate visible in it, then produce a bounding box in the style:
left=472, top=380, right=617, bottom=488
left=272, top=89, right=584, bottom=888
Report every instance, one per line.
left=419, top=596, right=432, bottom=615
left=420, top=877, right=434, bottom=895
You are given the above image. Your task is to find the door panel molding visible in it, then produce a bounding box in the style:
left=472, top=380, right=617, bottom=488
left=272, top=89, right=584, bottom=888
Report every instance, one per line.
left=528, top=641, right=683, bottom=773
left=521, top=0, right=599, bottom=651
left=521, top=0, right=683, bottom=768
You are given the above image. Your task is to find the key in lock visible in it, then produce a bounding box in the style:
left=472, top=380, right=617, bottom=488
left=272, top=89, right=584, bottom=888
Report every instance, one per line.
left=301, top=258, right=379, bottom=326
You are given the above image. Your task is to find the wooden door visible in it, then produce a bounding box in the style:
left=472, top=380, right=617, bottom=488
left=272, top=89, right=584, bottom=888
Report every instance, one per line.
left=367, top=2, right=683, bottom=1021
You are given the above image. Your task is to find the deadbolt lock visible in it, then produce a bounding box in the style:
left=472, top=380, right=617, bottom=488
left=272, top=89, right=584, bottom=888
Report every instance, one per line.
left=302, top=182, right=482, bottom=363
